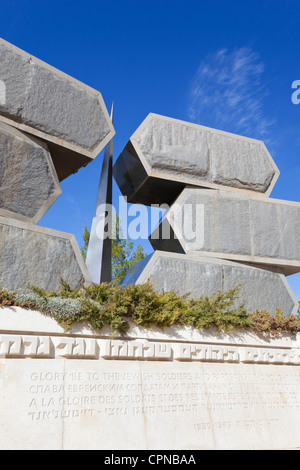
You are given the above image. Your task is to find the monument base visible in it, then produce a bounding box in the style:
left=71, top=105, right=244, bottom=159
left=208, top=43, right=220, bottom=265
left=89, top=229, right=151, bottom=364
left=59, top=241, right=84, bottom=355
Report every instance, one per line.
left=0, top=307, right=300, bottom=450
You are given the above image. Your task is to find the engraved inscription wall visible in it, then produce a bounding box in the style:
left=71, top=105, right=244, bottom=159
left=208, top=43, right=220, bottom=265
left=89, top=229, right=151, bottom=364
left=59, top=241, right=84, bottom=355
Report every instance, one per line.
left=26, top=366, right=300, bottom=422
left=1, top=333, right=300, bottom=365
left=1, top=330, right=300, bottom=449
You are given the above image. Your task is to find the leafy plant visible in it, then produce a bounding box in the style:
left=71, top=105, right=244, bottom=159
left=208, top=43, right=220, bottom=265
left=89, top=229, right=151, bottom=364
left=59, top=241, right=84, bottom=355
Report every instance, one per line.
left=1, top=280, right=299, bottom=337
left=249, top=307, right=300, bottom=335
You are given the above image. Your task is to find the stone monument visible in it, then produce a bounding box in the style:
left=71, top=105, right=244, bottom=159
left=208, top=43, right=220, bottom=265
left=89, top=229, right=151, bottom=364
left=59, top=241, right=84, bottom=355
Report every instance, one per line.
left=0, top=42, right=300, bottom=450
left=0, top=38, right=115, bottom=291
left=114, top=113, right=300, bottom=317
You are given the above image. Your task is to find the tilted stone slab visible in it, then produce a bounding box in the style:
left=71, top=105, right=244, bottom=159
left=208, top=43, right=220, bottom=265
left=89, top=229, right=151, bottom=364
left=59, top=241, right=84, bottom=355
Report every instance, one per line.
left=150, top=188, right=300, bottom=276
left=0, top=121, right=61, bottom=223
left=121, top=251, right=298, bottom=317
left=0, top=214, right=91, bottom=291
left=113, top=113, right=279, bottom=205
left=0, top=38, right=115, bottom=181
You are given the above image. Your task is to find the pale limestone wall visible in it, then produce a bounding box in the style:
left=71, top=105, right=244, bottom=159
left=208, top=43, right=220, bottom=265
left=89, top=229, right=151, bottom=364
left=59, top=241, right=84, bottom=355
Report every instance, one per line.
left=0, top=307, right=300, bottom=450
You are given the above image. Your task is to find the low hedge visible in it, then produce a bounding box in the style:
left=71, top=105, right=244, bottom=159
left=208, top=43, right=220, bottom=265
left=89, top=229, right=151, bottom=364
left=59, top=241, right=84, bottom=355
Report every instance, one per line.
left=0, top=280, right=299, bottom=337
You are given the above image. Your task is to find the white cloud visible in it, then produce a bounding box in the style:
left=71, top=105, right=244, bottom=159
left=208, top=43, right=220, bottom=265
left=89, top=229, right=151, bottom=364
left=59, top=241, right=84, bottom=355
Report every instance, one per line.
left=188, top=47, right=275, bottom=143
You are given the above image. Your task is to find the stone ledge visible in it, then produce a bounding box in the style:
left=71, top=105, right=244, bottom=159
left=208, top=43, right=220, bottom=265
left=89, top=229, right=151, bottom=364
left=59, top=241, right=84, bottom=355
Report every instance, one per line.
left=0, top=305, right=299, bottom=350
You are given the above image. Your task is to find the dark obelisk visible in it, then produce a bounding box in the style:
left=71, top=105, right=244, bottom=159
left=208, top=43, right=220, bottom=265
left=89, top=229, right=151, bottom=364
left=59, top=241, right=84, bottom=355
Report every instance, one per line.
left=86, top=104, right=114, bottom=283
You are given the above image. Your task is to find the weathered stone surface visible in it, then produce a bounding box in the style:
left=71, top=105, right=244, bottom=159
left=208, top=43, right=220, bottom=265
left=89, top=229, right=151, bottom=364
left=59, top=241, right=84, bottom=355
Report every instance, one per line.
left=113, top=113, right=279, bottom=204
left=0, top=214, right=91, bottom=291
left=0, top=121, right=61, bottom=223
left=0, top=38, right=115, bottom=180
left=121, top=251, right=298, bottom=317
left=0, top=310, right=300, bottom=449
left=150, top=188, right=300, bottom=275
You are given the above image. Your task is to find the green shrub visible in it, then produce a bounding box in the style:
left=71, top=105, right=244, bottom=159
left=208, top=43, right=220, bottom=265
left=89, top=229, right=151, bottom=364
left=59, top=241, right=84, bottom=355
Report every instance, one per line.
left=1, top=280, right=299, bottom=337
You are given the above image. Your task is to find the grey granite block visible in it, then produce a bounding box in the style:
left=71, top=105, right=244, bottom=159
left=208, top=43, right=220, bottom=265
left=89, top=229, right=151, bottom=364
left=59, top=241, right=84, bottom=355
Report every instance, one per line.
left=150, top=188, right=300, bottom=275
left=0, top=38, right=115, bottom=181
left=0, top=214, right=91, bottom=291
left=121, top=251, right=298, bottom=317
left=113, top=113, right=279, bottom=204
left=0, top=121, right=61, bottom=223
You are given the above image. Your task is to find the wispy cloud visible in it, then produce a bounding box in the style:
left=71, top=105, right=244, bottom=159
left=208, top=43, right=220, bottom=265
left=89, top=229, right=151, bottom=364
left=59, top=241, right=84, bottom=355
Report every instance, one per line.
left=188, top=47, right=275, bottom=143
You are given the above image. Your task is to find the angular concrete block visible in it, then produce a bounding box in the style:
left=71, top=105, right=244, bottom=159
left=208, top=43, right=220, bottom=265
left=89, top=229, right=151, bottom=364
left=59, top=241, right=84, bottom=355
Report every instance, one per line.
left=121, top=251, right=299, bottom=317
left=0, top=121, right=61, bottom=223
left=150, top=188, right=300, bottom=275
left=113, top=113, right=279, bottom=205
left=0, top=38, right=115, bottom=181
left=0, top=214, right=91, bottom=291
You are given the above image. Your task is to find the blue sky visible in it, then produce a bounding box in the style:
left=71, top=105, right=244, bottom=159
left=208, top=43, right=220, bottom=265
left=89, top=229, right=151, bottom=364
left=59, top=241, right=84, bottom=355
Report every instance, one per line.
left=0, top=0, right=299, bottom=298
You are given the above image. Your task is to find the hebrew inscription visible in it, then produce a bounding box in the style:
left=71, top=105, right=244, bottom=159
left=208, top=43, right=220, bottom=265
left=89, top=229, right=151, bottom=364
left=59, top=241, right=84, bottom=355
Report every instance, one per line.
left=0, top=333, right=300, bottom=365
left=0, top=334, right=50, bottom=357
